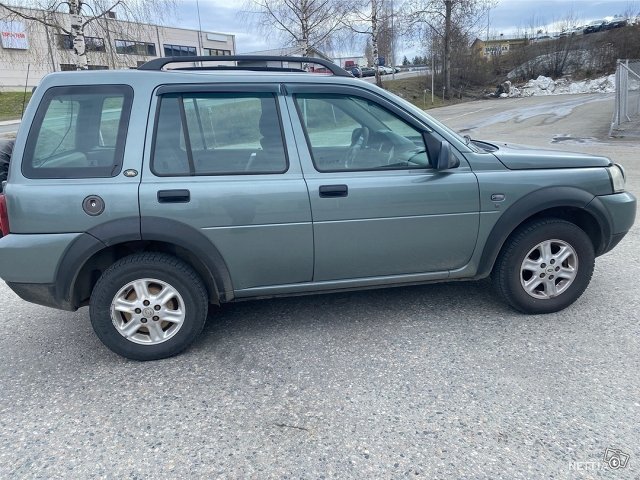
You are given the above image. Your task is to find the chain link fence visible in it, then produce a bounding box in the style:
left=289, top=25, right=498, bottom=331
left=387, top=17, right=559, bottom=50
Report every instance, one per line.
left=610, top=60, right=640, bottom=137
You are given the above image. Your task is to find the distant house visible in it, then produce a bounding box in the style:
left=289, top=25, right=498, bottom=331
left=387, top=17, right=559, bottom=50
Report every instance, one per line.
left=240, top=46, right=333, bottom=71
left=333, top=56, right=367, bottom=68
left=472, top=36, right=529, bottom=59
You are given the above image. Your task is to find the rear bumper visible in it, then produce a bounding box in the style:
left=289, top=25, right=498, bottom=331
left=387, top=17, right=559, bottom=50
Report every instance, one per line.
left=0, top=232, right=80, bottom=283
left=593, top=191, right=637, bottom=254
left=6, top=281, right=76, bottom=311
left=0, top=232, right=81, bottom=311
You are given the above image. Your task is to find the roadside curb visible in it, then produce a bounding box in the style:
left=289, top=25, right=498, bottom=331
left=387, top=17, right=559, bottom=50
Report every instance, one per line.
left=0, top=119, right=20, bottom=126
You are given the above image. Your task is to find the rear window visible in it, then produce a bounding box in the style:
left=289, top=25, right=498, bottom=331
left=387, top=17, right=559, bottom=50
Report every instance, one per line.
left=23, top=85, right=133, bottom=179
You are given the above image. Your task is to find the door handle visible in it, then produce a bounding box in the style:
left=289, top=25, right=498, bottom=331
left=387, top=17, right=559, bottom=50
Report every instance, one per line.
left=157, top=189, right=190, bottom=203
left=319, top=184, right=348, bottom=198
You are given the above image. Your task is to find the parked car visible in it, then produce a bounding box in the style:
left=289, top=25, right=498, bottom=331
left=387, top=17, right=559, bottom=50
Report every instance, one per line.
left=584, top=20, right=606, bottom=34
left=360, top=66, right=376, bottom=77
left=376, top=65, right=394, bottom=75
left=0, top=55, right=635, bottom=361
left=559, top=26, right=582, bottom=37
left=604, top=18, right=628, bottom=30
left=348, top=66, right=362, bottom=78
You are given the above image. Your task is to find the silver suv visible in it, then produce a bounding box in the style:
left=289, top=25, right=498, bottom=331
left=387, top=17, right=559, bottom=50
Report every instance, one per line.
left=0, top=56, right=635, bottom=360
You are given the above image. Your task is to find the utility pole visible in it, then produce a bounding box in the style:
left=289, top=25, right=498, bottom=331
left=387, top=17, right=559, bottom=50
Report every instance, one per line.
left=391, top=0, right=395, bottom=80
left=486, top=4, right=490, bottom=41
left=431, top=51, right=434, bottom=104
left=196, top=0, right=204, bottom=56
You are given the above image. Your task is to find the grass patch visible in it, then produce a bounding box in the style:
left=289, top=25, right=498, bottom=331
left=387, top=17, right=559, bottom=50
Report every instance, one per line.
left=0, top=91, right=33, bottom=122
left=383, top=76, right=446, bottom=110
left=382, top=75, right=486, bottom=110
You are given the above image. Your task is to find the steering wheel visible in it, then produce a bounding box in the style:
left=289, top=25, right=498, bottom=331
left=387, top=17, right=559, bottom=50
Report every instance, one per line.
left=343, top=127, right=369, bottom=169
left=377, top=135, right=396, bottom=165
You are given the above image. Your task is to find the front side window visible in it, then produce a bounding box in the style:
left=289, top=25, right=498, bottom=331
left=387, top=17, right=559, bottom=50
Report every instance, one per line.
left=23, top=85, right=133, bottom=178
left=152, top=93, right=287, bottom=176
left=295, top=94, right=430, bottom=171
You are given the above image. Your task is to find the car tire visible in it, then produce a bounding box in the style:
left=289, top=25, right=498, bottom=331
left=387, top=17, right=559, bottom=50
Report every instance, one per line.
left=89, top=252, right=208, bottom=361
left=492, top=218, right=595, bottom=314
left=0, top=139, right=13, bottom=193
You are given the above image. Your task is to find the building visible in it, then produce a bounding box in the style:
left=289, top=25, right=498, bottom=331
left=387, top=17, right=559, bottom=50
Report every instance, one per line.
left=241, top=46, right=333, bottom=71
left=471, top=36, right=529, bottom=59
left=0, top=5, right=235, bottom=90
left=333, top=56, right=367, bottom=68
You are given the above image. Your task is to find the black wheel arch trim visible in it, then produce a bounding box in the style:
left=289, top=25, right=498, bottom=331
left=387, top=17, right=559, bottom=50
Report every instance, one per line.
left=476, top=186, right=612, bottom=278
left=140, top=216, right=234, bottom=302
left=54, top=217, right=234, bottom=310
left=54, top=217, right=141, bottom=309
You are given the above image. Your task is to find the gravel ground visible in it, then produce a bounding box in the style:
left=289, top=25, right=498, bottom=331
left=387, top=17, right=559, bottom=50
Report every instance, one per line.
left=0, top=93, right=638, bottom=479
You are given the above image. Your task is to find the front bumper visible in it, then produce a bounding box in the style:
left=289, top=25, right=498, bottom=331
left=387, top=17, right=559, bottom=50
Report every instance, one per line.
left=593, top=191, right=637, bottom=254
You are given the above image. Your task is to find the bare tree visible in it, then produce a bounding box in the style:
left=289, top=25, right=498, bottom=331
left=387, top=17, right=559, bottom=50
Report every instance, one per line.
left=245, top=0, right=349, bottom=57
left=342, top=0, right=388, bottom=86
left=404, top=0, right=494, bottom=98
left=376, top=4, right=397, bottom=68
left=0, top=0, right=175, bottom=70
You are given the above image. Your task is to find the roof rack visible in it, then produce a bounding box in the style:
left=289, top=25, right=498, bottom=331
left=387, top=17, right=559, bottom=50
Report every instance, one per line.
left=137, top=55, right=352, bottom=77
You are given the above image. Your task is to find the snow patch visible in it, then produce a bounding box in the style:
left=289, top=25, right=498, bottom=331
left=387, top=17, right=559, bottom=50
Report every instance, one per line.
left=505, top=74, right=620, bottom=98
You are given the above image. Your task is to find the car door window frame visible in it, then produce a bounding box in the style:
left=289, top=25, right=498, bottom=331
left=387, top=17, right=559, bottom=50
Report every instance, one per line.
left=149, top=84, right=290, bottom=177
left=294, top=93, right=434, bottom=173
left=287, top=84, right=452, bottom=175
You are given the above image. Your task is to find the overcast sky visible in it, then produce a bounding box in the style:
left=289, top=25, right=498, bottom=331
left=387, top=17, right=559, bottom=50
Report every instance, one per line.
left=175, top=0, right=639, bottom=58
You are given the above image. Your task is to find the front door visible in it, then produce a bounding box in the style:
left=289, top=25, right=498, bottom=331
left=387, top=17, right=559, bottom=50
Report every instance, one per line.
left=286, top=87, right=480, bottom=281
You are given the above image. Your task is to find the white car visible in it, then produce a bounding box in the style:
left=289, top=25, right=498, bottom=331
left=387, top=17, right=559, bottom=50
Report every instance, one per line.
left=376, top=66, right=394, bottom=75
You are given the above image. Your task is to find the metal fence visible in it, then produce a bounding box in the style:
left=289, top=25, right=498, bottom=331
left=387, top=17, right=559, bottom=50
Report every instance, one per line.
left=610, top=59, right=640, bottom=137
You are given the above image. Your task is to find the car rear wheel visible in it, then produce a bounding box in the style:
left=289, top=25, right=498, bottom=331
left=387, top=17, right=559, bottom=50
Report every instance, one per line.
left=89, top=253, right=208, bottom=360
left=493, top=218, right=595, bottom=314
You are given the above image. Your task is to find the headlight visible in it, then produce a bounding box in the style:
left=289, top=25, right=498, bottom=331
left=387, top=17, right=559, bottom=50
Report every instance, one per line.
left=608, top=164, right=626, bottom=193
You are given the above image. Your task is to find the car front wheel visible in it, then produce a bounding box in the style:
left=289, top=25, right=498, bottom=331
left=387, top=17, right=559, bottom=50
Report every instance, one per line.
left=493, top=218, right=595, bottom=314
left=89, top=253, right=208, bottom=360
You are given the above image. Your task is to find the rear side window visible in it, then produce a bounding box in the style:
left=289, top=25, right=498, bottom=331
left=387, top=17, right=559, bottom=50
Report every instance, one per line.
left=151, top=93, right=287, bottom=176
left=23, top=85, right=133, bottom=179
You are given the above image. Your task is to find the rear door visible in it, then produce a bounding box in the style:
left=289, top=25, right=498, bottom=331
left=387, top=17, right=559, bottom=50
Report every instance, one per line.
left=139, top=84, right=313, bottom=290
left=286, top=84, right=480, bottom=281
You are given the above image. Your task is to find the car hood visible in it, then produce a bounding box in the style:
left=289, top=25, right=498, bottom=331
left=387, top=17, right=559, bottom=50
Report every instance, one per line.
left=482, top=141, right=612, bottom=170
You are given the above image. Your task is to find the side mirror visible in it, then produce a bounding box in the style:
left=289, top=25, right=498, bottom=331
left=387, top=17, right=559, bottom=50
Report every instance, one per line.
left=436, top=141, right=460, bottom=170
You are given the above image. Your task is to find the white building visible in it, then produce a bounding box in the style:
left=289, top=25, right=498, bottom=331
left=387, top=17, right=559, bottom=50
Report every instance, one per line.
left=0, top=6, right=236, bottom=90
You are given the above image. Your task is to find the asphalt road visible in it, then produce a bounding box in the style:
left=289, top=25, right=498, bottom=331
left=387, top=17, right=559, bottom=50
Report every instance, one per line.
left=0, top=122, right=19, bottom=138
left=1, top=93, right=639, bottom=479
left=362, top=69, right=424, bottom=83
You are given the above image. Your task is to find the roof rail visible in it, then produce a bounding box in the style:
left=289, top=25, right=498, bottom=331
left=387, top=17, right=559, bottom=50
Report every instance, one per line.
left=137, top=55, right=352, bottom=77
